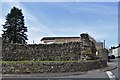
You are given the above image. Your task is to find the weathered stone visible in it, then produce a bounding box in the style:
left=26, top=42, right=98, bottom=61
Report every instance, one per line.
left=80, top=33, right=97, bottom=60
left=2, top=42, right=81, bottom=61
left=2, top=59, right=107, bottom=74
left=1, top=35, right=108, bottom=74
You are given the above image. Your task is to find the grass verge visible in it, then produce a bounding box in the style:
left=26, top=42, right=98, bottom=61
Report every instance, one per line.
left=0, top=60, right=80, bottom=64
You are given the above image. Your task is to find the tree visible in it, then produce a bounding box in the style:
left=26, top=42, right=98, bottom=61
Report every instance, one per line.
left=2, top=7, right=28, bottom=44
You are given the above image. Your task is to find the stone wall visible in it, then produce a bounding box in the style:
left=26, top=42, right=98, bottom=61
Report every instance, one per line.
left=2, top=42, right=108, bottom=74
left=0, top=37, right=2, bottom=60
left=2, top=59, right=107, bottom=74
left=97, top=48, right=108, bottom=60
left=2, top=42, right=81, bottom=61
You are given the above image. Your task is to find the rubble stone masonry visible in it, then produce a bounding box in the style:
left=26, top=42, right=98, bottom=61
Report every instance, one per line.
left=2, top=42, right=81, bottom=61
left=2, top=42, right=107, bottom=74
left=2, top=59, right=107, bottom=74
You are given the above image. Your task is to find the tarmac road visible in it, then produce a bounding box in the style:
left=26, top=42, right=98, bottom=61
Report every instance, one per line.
left=2, top=58, right=119, bottom=80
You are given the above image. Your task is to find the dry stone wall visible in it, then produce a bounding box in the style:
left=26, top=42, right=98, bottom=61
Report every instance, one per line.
left=2, top=59, right=107, bottom=74
left=2, top=42, right=108, bottom=74
left=2, top=42, right=81, bottom=61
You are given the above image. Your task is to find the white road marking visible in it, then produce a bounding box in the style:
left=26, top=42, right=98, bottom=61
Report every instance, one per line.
left=106, top=71, right=116, bottom=80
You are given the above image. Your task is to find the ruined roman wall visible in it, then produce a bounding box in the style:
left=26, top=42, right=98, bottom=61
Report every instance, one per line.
left=2, top=42, right=81, bottom=61
left=2, top=42, right=108, bottom=74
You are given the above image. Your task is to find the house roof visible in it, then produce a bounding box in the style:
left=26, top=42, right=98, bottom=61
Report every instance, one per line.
left=41, top=37, right=80, bottom=41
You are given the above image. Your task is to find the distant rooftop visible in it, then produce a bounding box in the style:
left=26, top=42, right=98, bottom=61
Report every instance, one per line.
left=41, top=37, right=80, bottom=41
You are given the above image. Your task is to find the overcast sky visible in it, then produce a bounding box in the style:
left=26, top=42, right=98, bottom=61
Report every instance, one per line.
left=0, top=1, right=118, bottom=48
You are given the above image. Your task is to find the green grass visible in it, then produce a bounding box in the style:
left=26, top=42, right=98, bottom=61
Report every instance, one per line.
left=0, top=59, right=102, bottom=64
left=0, top=60, right=80, bottom=64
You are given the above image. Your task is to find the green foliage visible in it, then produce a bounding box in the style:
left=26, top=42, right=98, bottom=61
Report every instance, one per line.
left=2, top=7, right=28, bottom=44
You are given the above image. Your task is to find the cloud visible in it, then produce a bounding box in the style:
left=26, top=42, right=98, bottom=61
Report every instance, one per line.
left=21, top=8, right=56, bottom=43
left=50, top=23, right=117, bottom=43
left=0, top=18, right=5, bottom=37
left=59, top=2, right=118, bottom=16
left=1, top=0, right=119, bottom=2
left=1, top=2, right=117, bottom=47
left=1, top=2, right=55, bottom=44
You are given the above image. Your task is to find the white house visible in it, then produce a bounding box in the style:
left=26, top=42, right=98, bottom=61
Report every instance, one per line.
left=111, top=46, right=120, bottom=57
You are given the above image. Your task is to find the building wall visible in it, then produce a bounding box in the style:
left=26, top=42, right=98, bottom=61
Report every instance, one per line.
left=55, top=38, right=80, bottom=43
left=42, top=40, right=55, bottom=44
left=42, top=38, right=80, bottom=44
left=112, top=47, right=120, bottom=57
left=96, top=42, right=103, bottom=49
left=41, top=34, right=96, bottom=44
left=42, top=37, right=95, bottom=44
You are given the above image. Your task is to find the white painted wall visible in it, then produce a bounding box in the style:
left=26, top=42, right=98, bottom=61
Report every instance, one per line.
left=112, top=47, right=120, bottom=57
